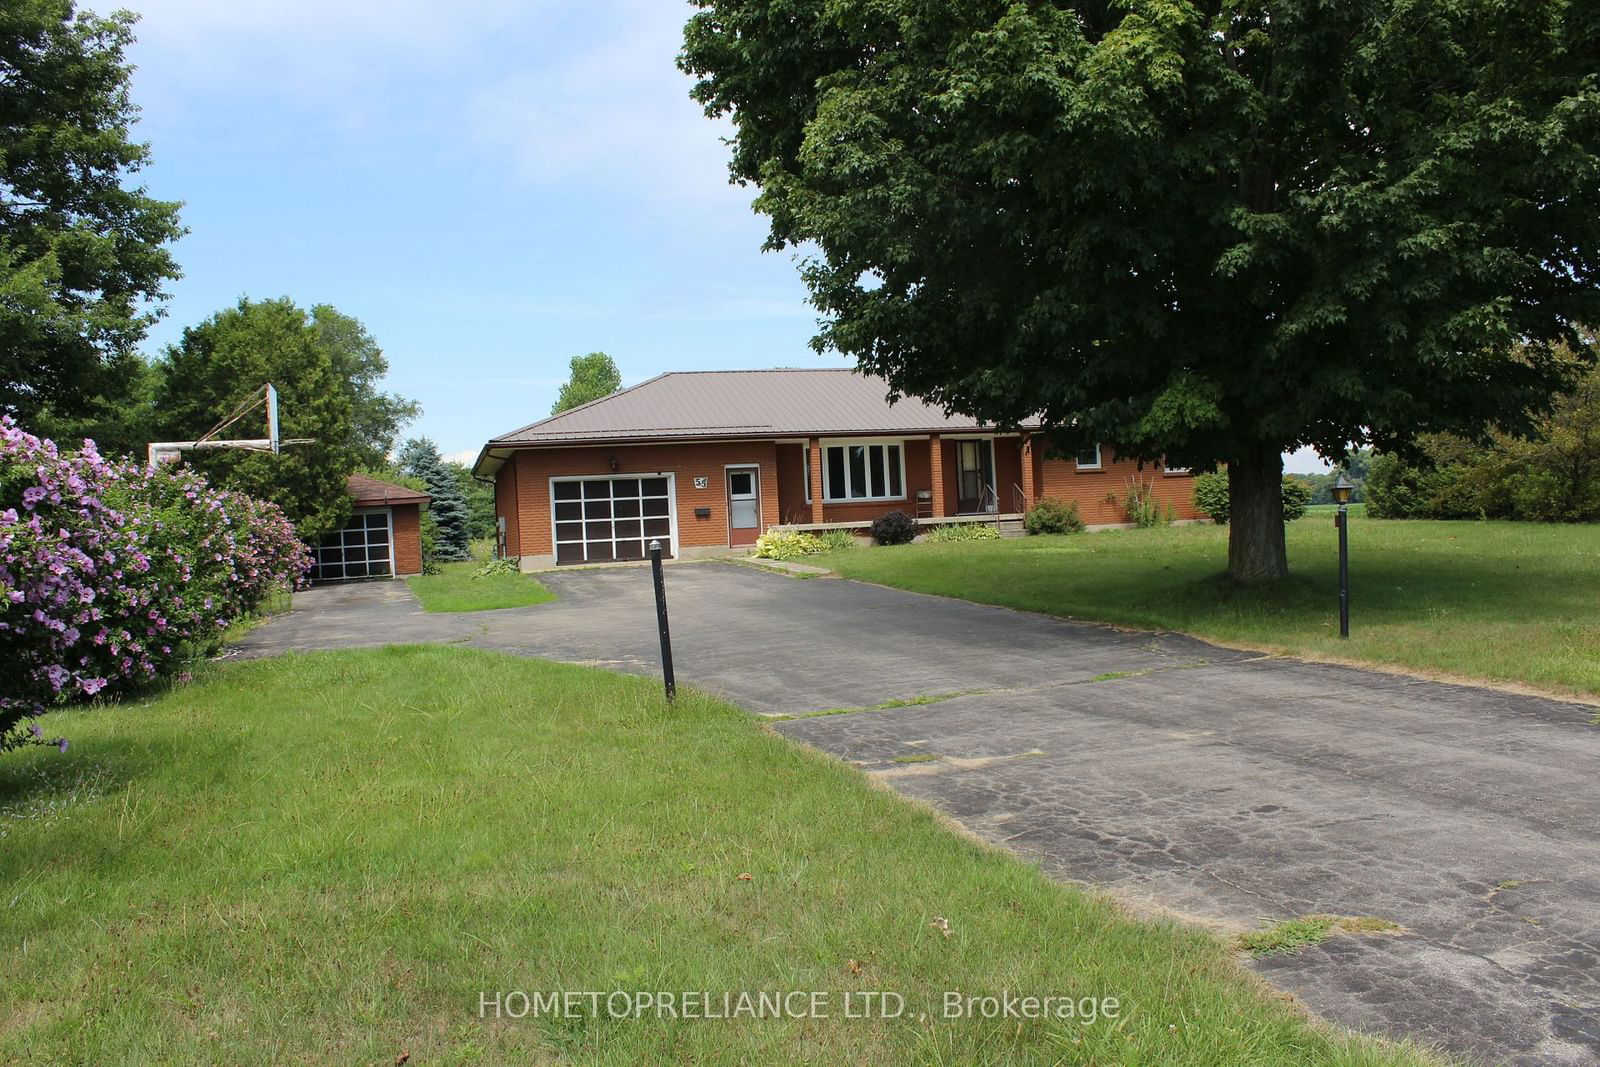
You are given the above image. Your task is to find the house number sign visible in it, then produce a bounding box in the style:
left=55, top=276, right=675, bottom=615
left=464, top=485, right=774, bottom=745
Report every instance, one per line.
left=693, top=476, right=709, bottom=489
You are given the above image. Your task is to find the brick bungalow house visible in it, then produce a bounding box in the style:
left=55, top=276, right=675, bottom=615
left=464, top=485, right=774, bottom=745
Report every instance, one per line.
left=473, top=369, right=1199, bottom=569
left=308, top=474, right=431, bottom=582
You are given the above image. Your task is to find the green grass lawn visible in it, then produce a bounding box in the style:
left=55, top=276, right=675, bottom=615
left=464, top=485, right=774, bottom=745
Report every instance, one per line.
left=0, top=648, right=1427, bottom=1064
left=815, top=515, right=1600, bottom=700
left=406, top=560, right=556, bottom=613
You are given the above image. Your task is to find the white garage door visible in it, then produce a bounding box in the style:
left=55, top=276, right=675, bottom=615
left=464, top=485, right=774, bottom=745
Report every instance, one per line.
left=552, top=476, right=675, bottom=564
left=311, top=508, right=395, bottom=582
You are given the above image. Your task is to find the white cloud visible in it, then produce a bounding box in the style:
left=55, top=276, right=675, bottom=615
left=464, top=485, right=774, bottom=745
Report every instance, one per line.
left=464, top=4, right=747, bottom=207
left=443, top=448, right=481, bottom=466
left=126, top=0, right=748, bottom=210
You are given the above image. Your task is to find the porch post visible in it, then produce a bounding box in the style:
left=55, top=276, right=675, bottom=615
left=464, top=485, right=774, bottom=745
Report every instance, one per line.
left=1021, top=433, right=1039, bottom=512
left=929, top=434, right=946, bottom=518
left=808, top=437, right=825, bottom=524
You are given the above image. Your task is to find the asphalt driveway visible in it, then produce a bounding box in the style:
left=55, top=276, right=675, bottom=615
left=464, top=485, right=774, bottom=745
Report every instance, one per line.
left=237, top=562, right=1600, bottom=1064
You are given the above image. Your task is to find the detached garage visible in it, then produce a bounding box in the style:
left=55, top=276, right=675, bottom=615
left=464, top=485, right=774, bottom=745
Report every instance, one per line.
left=309, top=475, right=431, bottom=582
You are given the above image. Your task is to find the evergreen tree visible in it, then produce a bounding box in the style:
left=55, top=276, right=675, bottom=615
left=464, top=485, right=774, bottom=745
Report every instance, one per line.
left=397, top=437, right=471, bottom=561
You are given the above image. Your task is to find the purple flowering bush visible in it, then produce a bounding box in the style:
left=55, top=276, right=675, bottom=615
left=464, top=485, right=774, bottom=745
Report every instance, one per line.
left=0, top=417, right=311, bottom=753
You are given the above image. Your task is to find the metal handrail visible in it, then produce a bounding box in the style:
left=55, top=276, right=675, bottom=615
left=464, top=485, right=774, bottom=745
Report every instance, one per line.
left=1013, top=482, right=1026, bottom=514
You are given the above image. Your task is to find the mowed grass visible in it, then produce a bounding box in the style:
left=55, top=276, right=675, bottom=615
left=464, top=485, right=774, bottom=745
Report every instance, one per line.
left=815, top=515, right=1600, bottom=700
left=0, top=648, right=1427, bottom=1065
left=406, top=560, right=555, bottom=613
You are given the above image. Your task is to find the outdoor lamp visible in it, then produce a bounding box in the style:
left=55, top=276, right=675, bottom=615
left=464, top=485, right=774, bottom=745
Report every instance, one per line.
left=1332, top=473, right=1354, bottom=505
left=608, top=455, right=619, bottom=472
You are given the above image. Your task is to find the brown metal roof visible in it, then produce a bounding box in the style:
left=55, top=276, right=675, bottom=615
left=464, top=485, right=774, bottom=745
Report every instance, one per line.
left=345, top=474, right=430, bottom=508
left=484, top=368, right=1024, bottom=446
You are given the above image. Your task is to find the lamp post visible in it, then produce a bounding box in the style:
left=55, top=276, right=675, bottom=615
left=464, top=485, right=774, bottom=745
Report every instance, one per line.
left=1332, top=473, right=1354, bottom=639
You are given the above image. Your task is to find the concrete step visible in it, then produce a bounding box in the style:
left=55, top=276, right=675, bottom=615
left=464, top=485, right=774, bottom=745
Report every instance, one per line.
left=997, top=519, right=1027, bottom=538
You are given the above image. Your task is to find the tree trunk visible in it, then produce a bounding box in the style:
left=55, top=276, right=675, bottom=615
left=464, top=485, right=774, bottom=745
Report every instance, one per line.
left=1227, top=453, right=1288, bottom=582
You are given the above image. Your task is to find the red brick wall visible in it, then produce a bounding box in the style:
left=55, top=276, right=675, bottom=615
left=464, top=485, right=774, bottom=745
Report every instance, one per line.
left=1037, top=446, right=1200, bottom=525
left=506, top=442, right=780, bottom=558
left=775, top=443, right=809, bottom=524
left=495, top=462, right=521, bottom=557
left=392, top=503, right=424, bottom=576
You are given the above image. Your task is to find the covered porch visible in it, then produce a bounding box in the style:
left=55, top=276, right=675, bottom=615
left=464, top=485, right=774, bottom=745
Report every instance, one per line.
left=771, top=432, right=1041, bottom=532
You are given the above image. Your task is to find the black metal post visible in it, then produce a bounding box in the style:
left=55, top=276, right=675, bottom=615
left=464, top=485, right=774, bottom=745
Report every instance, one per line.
left=649, top=540, right=676, bottom=701
left=1337, top=503, right=1350, bottom=639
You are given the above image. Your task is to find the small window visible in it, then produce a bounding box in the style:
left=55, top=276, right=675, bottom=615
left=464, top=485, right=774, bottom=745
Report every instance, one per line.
left=729, top=471, right=754, bottom=496
left=1076, top=445, right=1103, bottom=470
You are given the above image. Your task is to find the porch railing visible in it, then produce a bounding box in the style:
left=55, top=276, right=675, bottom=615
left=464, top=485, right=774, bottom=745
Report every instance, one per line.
left=1013, top=482, right=1027, bottom=515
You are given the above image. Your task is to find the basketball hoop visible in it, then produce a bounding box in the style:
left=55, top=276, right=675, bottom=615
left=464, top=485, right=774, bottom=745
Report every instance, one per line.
left=147, top=384, right=311, bottom=466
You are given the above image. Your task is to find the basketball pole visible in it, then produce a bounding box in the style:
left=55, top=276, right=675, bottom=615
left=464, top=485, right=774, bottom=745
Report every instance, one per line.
left=146, top=383, right=303, bottom=466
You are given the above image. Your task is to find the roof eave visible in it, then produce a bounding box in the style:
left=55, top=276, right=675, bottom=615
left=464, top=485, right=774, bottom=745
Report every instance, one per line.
left=483, top=425, right=1033, bottom=449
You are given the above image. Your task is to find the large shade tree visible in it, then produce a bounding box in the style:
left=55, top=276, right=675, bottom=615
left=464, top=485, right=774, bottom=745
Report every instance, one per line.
left=681, top=0, right=1600, bottom=580
left=0, top=2, right=183, bottom=449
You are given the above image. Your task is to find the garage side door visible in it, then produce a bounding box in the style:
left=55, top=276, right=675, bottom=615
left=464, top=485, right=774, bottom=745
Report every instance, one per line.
left=552, top=476, right=674, bottom=564
left=311, top=508, right=395, bottom=582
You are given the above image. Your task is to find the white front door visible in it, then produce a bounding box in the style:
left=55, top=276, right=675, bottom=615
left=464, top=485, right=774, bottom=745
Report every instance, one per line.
left=727, top=467, right=760, bottom=546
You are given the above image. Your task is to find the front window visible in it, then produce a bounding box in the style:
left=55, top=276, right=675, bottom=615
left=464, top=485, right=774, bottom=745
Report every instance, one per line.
left=1076, top=444, right=1103, bottom=470
left=823, top=442, right=904, bottom=502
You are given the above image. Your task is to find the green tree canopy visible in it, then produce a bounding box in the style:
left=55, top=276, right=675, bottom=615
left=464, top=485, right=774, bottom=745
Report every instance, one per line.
left=681, top=0, right=1600, bottom=580
left=552, top=352, right=622, bottom=414
left=152, top=298, right=417, bottom=539
left=311, top=305, right=420, bottom=469
left=0, top=2, right=184, bottom=448
left=396, top=437, right=471, bottom=561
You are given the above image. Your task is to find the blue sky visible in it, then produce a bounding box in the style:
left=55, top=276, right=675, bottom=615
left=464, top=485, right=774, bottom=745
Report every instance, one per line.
left=123, top=0, right=1326, bottom=472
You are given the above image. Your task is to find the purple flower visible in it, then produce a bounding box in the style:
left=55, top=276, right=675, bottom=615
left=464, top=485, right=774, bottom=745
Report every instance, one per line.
left=57, top=738, right=69, bottom=753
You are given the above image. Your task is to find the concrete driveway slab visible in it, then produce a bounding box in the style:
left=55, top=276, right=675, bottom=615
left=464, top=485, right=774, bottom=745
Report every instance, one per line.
left=236, top=562, right=1600, bottom=1064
